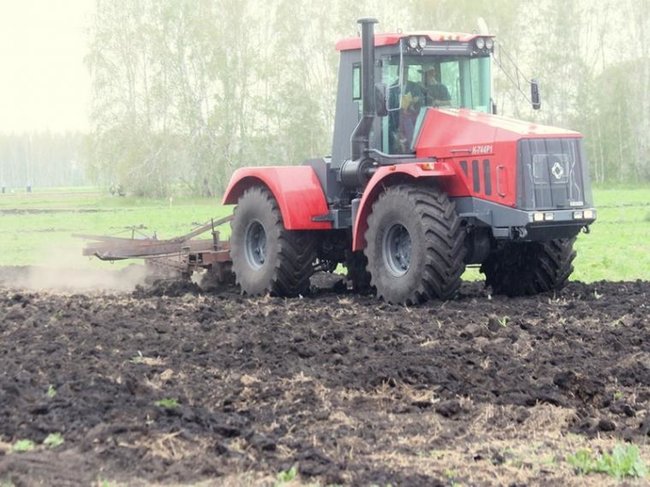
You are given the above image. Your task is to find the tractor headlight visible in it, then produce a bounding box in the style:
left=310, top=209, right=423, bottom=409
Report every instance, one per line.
left=475, top=37, right=485, bottom=50
left=418, top=36, right=427, bottom=49
left=408, top=36, right=418, bottom=49
left=485, top=38, right=494, bottom=50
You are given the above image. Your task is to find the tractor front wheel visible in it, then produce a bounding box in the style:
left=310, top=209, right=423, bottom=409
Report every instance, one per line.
left=364, top=185, right=466, bottom=304
left=480, top=238, right=576, bottom=297
left=230, top=186, right=316, bottom=297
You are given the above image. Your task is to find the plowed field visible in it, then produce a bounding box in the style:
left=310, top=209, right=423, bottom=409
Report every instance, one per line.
left=0, top=267, right=648, bottom=486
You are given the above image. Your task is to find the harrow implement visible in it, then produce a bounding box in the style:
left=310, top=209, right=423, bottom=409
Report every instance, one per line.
left=77, top=215, right=233, bottom=281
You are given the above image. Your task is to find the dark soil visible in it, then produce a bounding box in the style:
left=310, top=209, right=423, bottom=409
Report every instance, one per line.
left=0, top=270, right=648, bottom=486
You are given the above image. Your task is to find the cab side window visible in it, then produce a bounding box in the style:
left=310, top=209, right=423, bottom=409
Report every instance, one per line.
left=352, top=64, right=361, bottom=100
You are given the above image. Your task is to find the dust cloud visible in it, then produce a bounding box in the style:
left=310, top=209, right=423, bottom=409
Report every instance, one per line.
left=1, top=242, right=150, bottom=292
left=27, top=264, right=148, bottom=292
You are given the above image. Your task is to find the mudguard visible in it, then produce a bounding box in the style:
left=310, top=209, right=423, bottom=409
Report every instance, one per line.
left=352, top=162, right=457, bottom=251
left=222, top=166, right=332, bottom=230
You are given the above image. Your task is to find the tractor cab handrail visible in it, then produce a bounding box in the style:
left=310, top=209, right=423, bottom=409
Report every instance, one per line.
left=366, top=148, right=436, bottom=166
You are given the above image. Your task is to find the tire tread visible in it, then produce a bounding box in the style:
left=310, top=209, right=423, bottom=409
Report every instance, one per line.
left=481, top=237, right=576, bottom=297
left=231, top=186, right=316, bottom=297
left=364, top=184, right=466, bottom=304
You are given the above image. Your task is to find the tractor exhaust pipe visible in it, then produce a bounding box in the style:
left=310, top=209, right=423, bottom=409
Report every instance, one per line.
left=350, top=17, right=377, bottom=162
left=359, top=17, right=377, bottom=121
left=342, top=17, right=378, bottom=187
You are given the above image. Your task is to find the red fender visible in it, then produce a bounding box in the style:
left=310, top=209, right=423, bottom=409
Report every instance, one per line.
left=352, top=162, right=457, bottom=251
left=222, top=166, right=332, bottom=230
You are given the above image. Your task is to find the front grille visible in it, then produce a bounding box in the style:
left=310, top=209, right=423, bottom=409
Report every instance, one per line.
left=517, top=138, right=592, bottom=210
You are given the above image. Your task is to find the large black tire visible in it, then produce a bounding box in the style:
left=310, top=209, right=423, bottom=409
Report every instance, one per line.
left=363, top=185, right=466, bottom=304
left=480, top=238, right=576, bottom=297
left=230, top=186, right=316, bottom=297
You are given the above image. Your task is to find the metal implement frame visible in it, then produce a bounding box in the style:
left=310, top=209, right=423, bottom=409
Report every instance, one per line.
left=76, top=215, right=233, bottom=275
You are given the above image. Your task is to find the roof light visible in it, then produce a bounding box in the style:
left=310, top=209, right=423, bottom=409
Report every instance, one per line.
left=408, top=36, right=418, bottom=49
left=485, top=38, right=494, bottom=50
left=418, top=36, right=427, bottom=49
left=475, top=37, right=485, bottom=50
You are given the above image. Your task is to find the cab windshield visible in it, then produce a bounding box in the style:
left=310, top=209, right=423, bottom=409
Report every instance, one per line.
left=382, top=54, right=491, bottom=153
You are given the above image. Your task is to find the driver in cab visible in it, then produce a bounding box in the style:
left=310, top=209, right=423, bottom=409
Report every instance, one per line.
left=422, top=66, right=451, bottom=107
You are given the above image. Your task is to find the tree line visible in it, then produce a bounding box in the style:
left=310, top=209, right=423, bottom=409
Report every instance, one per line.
left=0, top=132, right=86, bottom=190
left=1, top=0, right=647, bottom=193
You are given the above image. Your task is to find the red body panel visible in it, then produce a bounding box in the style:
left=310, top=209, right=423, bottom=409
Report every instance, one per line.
left=223, top=111, right=583, bottom=249
left=222, top=167, right=332, bottom=230
left=413, top=109, right=582, bottom=208
left=351, top=162, right=458, bottom=251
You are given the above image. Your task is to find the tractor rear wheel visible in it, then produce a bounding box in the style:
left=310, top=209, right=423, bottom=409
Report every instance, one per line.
left=230, top=186, right=316, bottom=297
left=480, top=238, right=576, bottom=297
left=364, top=185, right=466, bottom=304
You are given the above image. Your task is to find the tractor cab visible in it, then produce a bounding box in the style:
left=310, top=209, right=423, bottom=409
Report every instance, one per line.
left=332, top=31, right=494, bottom=163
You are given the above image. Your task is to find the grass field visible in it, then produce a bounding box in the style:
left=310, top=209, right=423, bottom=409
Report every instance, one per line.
left=572, top=187, right=650, bottom=281
left=0, top=186, right=648, bottom=281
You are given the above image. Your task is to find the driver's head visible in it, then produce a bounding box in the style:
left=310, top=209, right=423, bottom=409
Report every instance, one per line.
left=424, top=66, right=438, bottom=84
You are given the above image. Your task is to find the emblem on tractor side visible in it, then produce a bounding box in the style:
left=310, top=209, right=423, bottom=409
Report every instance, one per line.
left=551, top=161, right=565, bottom=180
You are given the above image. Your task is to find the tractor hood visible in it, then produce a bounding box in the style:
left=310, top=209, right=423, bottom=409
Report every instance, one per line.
left=411, top=108, right=593, bottom=214
left=413, top=108, right=580, bottom=159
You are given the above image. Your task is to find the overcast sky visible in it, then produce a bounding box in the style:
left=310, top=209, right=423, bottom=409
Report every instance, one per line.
left=0, top=0, right=93, bottom=133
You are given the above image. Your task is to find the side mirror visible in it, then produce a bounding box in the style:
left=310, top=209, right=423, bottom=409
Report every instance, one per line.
left=530, top=79, right=541, bottom=110
left=375, top=83, right=388, bottom=117
left=491, top=99, right=497, bottom=115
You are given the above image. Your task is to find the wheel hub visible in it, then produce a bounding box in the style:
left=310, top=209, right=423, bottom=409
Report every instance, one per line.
left=383, top=223, right=412, bottom=277
left=244, top=220, right=267, bottom=269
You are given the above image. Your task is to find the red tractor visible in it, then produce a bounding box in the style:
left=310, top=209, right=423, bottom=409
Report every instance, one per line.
left=220, top=18, right=596, bottom=304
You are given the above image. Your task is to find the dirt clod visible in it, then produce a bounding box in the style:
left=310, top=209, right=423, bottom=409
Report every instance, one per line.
left=435, top=399, right=462, bottom=418
left=598, top=418, right=617, bottom=431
